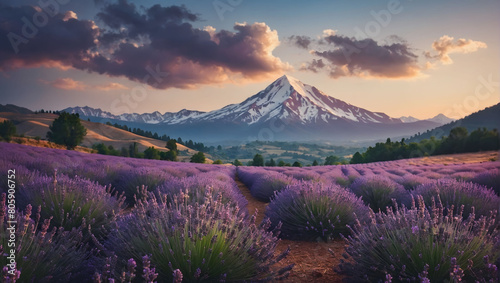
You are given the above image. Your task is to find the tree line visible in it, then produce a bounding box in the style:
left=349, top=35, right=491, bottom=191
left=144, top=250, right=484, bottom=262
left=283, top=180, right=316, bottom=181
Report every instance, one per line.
left=350, top=127, right=499, bottom=164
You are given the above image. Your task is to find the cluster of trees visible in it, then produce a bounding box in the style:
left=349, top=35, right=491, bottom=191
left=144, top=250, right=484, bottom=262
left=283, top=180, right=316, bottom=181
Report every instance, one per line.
left=92, top=141, right=207, bottom=163
left=241, top=154, right=344, bottom=167
left=0, top=120, right=16, bottom=142
left=47, top=112, right=87, bottom=150
left=34, top=109, right=62, bottom=114
left=350, top=127, right=499, bottom=164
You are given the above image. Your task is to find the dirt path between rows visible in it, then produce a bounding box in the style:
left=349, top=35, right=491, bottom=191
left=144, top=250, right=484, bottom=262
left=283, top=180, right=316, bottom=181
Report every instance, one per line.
left=235, top=177, right=346, bottom=282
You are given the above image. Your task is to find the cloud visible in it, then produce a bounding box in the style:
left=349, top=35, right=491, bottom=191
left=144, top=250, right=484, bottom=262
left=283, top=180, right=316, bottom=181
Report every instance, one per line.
left=40, top=78, right=128, bottom=91
left=40, top=78, right=87, bottom=90
left=425, top=35, right=487, bottom=64
left=0, top=4, right=99, bottom=71
left=288, top=35, right=312, bottom=49
left=0, top=2, right=289, bottom=89
left=302, top=34, right=421, bottom=79
left=94, top=82, right=128, bottom=91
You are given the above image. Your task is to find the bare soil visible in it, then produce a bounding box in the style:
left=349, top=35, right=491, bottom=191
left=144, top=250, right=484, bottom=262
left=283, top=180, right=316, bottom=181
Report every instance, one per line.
left=235, top=178, right=346, bottom=282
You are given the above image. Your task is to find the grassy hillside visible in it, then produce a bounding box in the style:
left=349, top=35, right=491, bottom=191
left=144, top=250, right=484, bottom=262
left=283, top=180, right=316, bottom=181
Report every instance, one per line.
left=0, top=112, right=206, bottom=162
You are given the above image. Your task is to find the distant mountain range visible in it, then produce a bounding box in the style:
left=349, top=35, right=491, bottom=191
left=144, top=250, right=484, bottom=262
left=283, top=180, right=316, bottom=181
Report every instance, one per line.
left=399, top=113, right=454, bottom=124
left=63, top=75, right=449, bottom=143
left=408, top=102, right=500, bottom=142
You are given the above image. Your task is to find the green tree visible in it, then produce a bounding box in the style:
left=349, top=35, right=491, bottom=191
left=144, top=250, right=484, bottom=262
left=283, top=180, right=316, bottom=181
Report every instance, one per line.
left=190, top=152, right=206, bottom=163
left=129, top=142, right=139, bottom=158
left=292, top=161, right=302, bottom=167
left=324, top=155, right=341, bottom=165
left=350, top=152, right=364, bottom=164
left=144, top=146, right=161, bottom=160
left=213, top=159, right=223, bottom=164
left=166, top=139, right=178, bottom=153
left=312, top=160, right=319, bottom=166
left=233, top=159, right=243, bottom=166
left=46, top=112, right=87, bottom=149
left=265, top=158, right=276, bottom=167
left=0, top=120, right=16, bottom=142
left=252, top=154, right=264, bottom=166
left=162, top=150, right=177, bottom=161
left=278, top=160, right=286, bottom=167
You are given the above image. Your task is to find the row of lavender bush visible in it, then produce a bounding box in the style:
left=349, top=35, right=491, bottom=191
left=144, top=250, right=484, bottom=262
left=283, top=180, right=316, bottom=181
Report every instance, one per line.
left=1, top=142, right=499, bottom=282
left=238, top=157, right=500, bottom=281
left=0, top=143, right=292, bottom=282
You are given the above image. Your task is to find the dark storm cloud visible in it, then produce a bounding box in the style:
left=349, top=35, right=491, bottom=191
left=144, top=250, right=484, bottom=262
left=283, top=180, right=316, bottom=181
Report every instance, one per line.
left=307, top=34, right=421, bottom=78
left=0, top=4, right=98, bottom=71
left=0, top=1, right=288, bottom=89
left=300, top=59, right=325, bottom=73
left=288, top=35, right=312, bottom=49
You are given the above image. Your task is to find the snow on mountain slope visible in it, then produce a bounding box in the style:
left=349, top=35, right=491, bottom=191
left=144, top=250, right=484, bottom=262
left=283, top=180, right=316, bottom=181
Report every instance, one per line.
left=399, top=116, right=420, bottom=123
left=181, top=75, right=401, bottom=125
left=64, top=75, right=402, bottom=126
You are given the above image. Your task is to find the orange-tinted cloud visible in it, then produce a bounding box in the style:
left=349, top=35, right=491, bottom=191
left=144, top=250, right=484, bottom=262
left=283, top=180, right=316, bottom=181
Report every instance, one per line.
left=0, top=3, right=289, bottom=89
left=94, top=82, right=128, bottom=91
left=40, top=78, right=87, bottom=90
left=40, top=78, right=129, bottom=91
left=425, top=35, right=487, bottom=64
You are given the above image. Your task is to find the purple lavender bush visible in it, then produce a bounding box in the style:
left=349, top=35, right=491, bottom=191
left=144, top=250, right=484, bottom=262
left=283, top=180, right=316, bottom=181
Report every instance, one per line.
left=157, top=172, right=248, bottom=212
left=0, top=195, right=91, bottom=282
left=471, top=168, right=500, bottom=195
left=412, top=179, right=500, bottom=219
left=321, top=170, right=350, bottom=187
left=286, top=170, right=323, bottom=183
left=349, top=175, right=410, bottom=212
left=395, top=174, right=432, bottom=191
left=113, top=166, right=174, bottom=206
left=250, top=171, right=296, bottom=202
left=18, top=173, right=126, bottom=240
left=107, top=192, right=293, bottom=282
left=338, top=196, right=499, bottom=282
left=265, top=181, right=369, bottom=241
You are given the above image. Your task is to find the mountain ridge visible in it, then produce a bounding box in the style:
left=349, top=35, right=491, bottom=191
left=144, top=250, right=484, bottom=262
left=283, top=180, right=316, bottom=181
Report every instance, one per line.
left=62, top=75, right=445, bottom=143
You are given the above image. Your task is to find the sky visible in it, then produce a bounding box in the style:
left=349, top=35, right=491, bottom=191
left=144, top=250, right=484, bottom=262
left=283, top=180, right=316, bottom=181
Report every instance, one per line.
left=0, top=0, right=499, bottom=120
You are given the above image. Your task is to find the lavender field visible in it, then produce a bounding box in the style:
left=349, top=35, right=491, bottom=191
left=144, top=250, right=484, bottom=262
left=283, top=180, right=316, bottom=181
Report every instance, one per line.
left=1, top=142, right=500, bottom=282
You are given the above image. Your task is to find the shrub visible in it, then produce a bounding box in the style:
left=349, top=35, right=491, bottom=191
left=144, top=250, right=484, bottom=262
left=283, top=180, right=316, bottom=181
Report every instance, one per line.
left=265, top=181, right=368, bottom=241
left=287, top=170, right=322, bottom=182
left=0, top=197, right=91, bottom=282
left=349, top=175, right=410, bottom=212
left=237, top=167, right=266, bottom=188
left=471, top=168, right=500, bottom=195
left=157, top=173, right=248, bottom=212
left=250, top=172, right=295, bottom=202
left=412, top=179, right=500, bottom=219
left=338, top=196, right=499, bottom=282
left=395, top=174, right=432, bottom=191
left=18, top=173, right=125, bottom=240
left=113, top=167, right=173, bottom=206
left=108, top=193, right=293, bottom=282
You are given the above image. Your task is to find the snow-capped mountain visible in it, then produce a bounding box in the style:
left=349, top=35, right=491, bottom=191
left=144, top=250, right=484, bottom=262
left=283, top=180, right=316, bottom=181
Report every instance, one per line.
left=185, top=75, right=401, bottom=125
left=64, top=106, right=205, bottom=124
left=426, top=114, right=454, bottom=125
left=399, top=113, right=454, bottom=125
left=67, top=75, right=400, bottom=125
left=64, top=75, right=442, bottom=142
left=399, top=116, right=420, bottom=123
